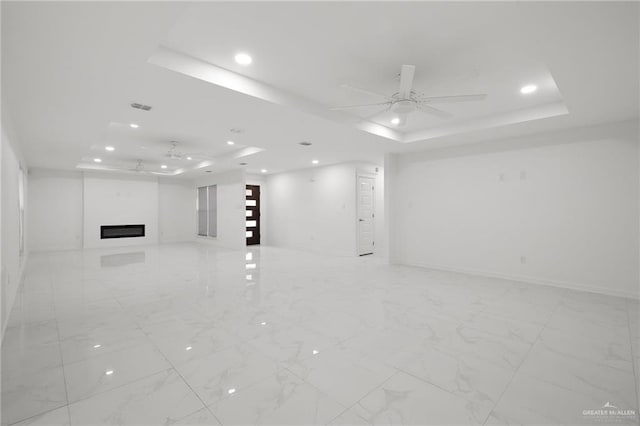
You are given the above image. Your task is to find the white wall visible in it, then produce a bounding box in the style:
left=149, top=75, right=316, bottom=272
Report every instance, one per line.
left=159, top=179, right=196, bottom=243
left=390, top=121, right=639, bottom=298
left=28, top=171, right=196, bottom=251
left=266, top=162, right=383, bottom=257
left=1, top=124, right=27, bottom=337
left=28, top=169, right=83, bottom=251
left=83, top=174, right=159, bottom=249
left=195, top=170, right=245, bottom=250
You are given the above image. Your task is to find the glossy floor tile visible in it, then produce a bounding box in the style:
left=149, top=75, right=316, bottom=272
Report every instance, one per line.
left=2, top=243, right=639, bottom=425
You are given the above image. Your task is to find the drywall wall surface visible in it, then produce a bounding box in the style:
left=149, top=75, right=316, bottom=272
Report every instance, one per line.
left=390, top=121, right=639, bottom=298
left=159, top=179, right=196, bottom=243
left=266, top=163, right=358, bottom=257
left=28, top=169, right=83, bottom=251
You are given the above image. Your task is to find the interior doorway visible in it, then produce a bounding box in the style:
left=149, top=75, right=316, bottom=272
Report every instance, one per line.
left=246, top=184, right=261, bottom=245
left=357, top=175, right=375, bottom=255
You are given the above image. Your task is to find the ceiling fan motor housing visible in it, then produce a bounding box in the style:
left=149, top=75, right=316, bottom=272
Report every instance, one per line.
left=391, top=99, right=417, bottom=114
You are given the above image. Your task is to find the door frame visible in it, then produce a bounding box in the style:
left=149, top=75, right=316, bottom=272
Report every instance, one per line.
left=356, top=172, right=376, bottom=256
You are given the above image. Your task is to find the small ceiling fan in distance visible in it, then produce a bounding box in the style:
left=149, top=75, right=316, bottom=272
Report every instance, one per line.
left=95, top=159, right=167, bottom=175
left=128, top=159, right=167, bottom=175
left=163, top=141, right=215, bottom=162
left=331, top=64, right=487, bottom=127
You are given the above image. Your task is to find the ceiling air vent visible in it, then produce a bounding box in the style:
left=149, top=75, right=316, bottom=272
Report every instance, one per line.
left=130, top=102, right=152, bottom=111
left=298, top=141, right=312, bottom=146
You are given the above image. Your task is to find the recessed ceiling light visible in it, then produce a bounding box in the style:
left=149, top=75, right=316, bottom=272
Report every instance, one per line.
left=105, top=370, right=114, bottom=376
left=298, top=141, right=312, bottom=146
left=93, top=158, right=102, bottom=163
left=312, top=160, right=319, bottom=165
left=260, top=321, right=267, bottom=326
left=228, top=388, right=236, bottom=395
left=129, top=123, right=139, bottom=129
left=261, top=169, right=267, bottom=173
left=239, top=162, right=248, bottom=166
left=520, top=84, right=537, bottom=94
left=185, top=346, right=193, bottom=351
left=205, top=170, right=212, bottom=173
left=227, top=141, right=235, bottom=145
left=93, top=344, right=101, bottom=349
left=391, top=117, right=400, bottom=125
left=161, top=165, right=167, bottom=169
left=186, top=156, right=192, bottom=160
left=234, top=53, right=252, bottom=65
left=105, top=146, right=115, bottom=152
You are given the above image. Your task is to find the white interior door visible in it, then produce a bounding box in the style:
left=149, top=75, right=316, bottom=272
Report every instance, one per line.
left=357, top=176, right=375, bottom=256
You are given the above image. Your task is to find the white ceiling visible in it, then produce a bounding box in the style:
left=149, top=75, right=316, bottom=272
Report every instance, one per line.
left=2, top=2, right=638, bottom=177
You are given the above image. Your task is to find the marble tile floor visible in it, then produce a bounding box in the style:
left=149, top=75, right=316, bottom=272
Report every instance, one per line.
left=1, top=243, right=639, bottom=425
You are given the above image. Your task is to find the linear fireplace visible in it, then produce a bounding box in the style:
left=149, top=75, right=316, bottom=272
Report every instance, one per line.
left=100, top=224, right=145, bottom=239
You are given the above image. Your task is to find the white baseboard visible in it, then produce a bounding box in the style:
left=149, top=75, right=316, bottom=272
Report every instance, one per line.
left=397, top=259, right=640, bottom=300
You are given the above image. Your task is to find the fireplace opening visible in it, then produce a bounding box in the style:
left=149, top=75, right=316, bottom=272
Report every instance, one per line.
left=101, top=224, right=145, bottom=239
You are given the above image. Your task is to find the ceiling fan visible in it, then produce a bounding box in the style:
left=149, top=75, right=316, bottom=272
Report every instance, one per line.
left=127, top=159, right=167, bottom=175
left=163, top=141, right=214, bottom=161
left=331, top=64, right=487, bottom=127
left=88, top=159, right=168, bottom=175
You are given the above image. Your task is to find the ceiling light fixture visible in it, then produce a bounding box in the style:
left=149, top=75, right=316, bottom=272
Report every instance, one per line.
left=261, top=169, right=267, bottom=173
left=234, top=53, right=252, bottom=65
left=161, top=165, right=167, bottom=169
left=520, top=84, right=538, bottom=94
left=312, top=160, right=319, bottom=165
left=186, top=156, right=192, bottom=160
left=129, top=123, right=139, bottom=129
left=105, top=146, right=115, bottom=152
left=391, top=117, right=400, bottom=125
left=227, top=141, right=235, bottom=145
left=93, top=158, right=102, bottom=163
left=105, top=370, right=114, bottom=376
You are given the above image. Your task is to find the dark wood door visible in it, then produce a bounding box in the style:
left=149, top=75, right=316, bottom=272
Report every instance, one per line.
left=246, top=185, right=261, bottom=245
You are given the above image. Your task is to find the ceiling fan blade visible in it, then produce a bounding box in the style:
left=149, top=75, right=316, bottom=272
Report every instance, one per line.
left=421, top=94, right=487, bottom=103
left=360, top=105, right=392, bottom=122
left=330, top=102, right=391, bottom=111
left=340, top=84, right=391, bottom=100
left=417, top=104, right=453, bottom=119
left=399, top=65, right=416, bottom=98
